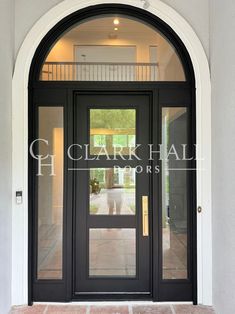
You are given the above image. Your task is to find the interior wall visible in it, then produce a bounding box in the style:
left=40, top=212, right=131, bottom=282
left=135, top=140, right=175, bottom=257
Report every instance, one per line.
left=0, top=0, right=14, bottom=313
left=46, top=33, right=155, bottom=63
left=210, top=0, right=235, bottom=313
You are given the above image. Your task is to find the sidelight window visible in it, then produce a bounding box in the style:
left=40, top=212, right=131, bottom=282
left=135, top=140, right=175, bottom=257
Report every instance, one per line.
left=161, top=107, right=188, bottom=280
left=37, top=107, right=64, bottom=280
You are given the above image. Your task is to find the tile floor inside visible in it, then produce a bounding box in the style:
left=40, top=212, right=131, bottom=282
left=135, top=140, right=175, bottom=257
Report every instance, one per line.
left=38, top=225, right=187, bottom=280
left=11, top=303, right=215, bottom=314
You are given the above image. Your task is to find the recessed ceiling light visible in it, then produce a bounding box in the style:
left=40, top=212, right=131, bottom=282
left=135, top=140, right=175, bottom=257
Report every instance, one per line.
left=114, top=27, right=118, bottom=31
left=113, top=18, right=120, bottom=25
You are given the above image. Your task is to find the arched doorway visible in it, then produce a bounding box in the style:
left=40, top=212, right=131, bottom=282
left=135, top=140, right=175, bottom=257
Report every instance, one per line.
left=11, top=0, right=212, bottom=306
left=28, top=4, right=196, bottom=303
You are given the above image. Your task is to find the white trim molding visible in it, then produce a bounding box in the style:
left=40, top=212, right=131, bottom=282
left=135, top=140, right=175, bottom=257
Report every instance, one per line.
left=12, top=0, right=212, bottom=306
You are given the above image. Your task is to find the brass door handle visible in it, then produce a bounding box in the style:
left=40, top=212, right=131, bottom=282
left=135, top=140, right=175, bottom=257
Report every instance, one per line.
left=142, top=196, right=149, bottom=237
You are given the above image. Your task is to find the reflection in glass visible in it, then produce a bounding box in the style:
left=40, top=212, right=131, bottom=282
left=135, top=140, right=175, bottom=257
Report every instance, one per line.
left=90, top=168, right=136, bottom=215
left=37, top=107, right=63, bottom=279
left=162, top=107, right=188, bottom=279
left=90, top=109, right=136, bottom=155
left=89, top=229, right=136, bottom=276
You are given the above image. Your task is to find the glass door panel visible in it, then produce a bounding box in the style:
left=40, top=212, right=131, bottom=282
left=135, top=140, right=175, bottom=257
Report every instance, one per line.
left=74, top=93, right=150, bottom=295
left=161, top=107, right=188, bottom=280
left=90, top=168, right=136, bottom=215
left=90, top=109, right=136, bottom=155
left=37, top=107, right=64, bottom=280
left=89, top=228, right=136, bottom=277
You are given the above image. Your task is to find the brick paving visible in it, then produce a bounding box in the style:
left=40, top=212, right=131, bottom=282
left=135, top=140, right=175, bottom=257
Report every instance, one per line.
left=11, top=303, right=215, bottom=314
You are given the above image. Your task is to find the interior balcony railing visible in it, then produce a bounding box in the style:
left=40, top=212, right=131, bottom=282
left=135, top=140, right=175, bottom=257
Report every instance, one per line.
left=40, top=62, right=159, bottom=81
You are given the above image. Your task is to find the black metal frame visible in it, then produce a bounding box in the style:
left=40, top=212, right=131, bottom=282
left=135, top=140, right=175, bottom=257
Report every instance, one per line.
left=73, top=91, right=151, bottom=300
left=28, top=4, right=196, bottom=305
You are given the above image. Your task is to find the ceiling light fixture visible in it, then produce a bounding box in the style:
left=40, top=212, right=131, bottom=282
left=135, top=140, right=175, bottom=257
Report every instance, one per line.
left=113, top=18, right=120, bottom=25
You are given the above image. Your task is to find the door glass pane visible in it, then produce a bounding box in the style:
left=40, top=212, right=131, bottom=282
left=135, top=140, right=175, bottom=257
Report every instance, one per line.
left=89, top=229, right=136, bottom=277
left=90, top=168, right=136, bottom=215
left=162, top=107, right=188, bottom=279
left=90, top=109, right=136, bottom=155
left=37, top=107, right=64, bottom=279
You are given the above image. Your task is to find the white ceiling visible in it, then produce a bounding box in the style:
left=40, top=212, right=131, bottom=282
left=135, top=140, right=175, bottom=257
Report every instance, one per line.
left=64, top=16, right=160, bottom=38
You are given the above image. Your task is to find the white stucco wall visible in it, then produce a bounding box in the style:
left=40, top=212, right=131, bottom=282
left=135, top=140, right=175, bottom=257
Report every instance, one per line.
left=14, top=0, right=210, bottom=59
left=0, top=0, right=13, bottom=313
left=159, top=0, right=209, bottom=57
left=210, top=1, right=235, bottom=314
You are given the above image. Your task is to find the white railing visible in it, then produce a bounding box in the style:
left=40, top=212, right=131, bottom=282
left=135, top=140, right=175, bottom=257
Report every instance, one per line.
left=40, top=62, right=158, bottom=81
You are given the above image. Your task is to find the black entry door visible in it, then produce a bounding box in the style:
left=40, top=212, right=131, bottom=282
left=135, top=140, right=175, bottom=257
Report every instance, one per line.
left=31, top=85, right=196, bottom=303
left=73, top=92, right=151, bottom=298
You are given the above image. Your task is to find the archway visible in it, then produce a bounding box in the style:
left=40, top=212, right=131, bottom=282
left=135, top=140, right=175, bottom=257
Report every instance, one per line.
left=12, top=0, right=212, bottom=306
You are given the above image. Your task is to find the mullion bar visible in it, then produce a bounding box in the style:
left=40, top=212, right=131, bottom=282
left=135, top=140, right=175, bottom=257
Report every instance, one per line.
left=88, top=215, right=136, bottom=228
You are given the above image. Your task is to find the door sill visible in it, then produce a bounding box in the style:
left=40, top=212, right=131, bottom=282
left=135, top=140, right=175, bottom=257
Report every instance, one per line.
left=72, top=293, right=152, bottom=301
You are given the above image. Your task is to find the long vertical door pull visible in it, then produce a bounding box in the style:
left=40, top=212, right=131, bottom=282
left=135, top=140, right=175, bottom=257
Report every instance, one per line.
left=142, top=196, right=149, bottom=237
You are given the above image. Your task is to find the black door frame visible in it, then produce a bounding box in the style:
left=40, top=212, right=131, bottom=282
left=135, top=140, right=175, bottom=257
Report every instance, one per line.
left=73, top=91, right=151, bottom=299
left=28, top=3, right=196, bottom=305
left=28, top=81, right=196, bottom=303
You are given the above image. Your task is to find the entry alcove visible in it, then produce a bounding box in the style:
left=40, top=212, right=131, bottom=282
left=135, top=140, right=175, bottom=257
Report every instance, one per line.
left=28, top=4, right=196, bottom=304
